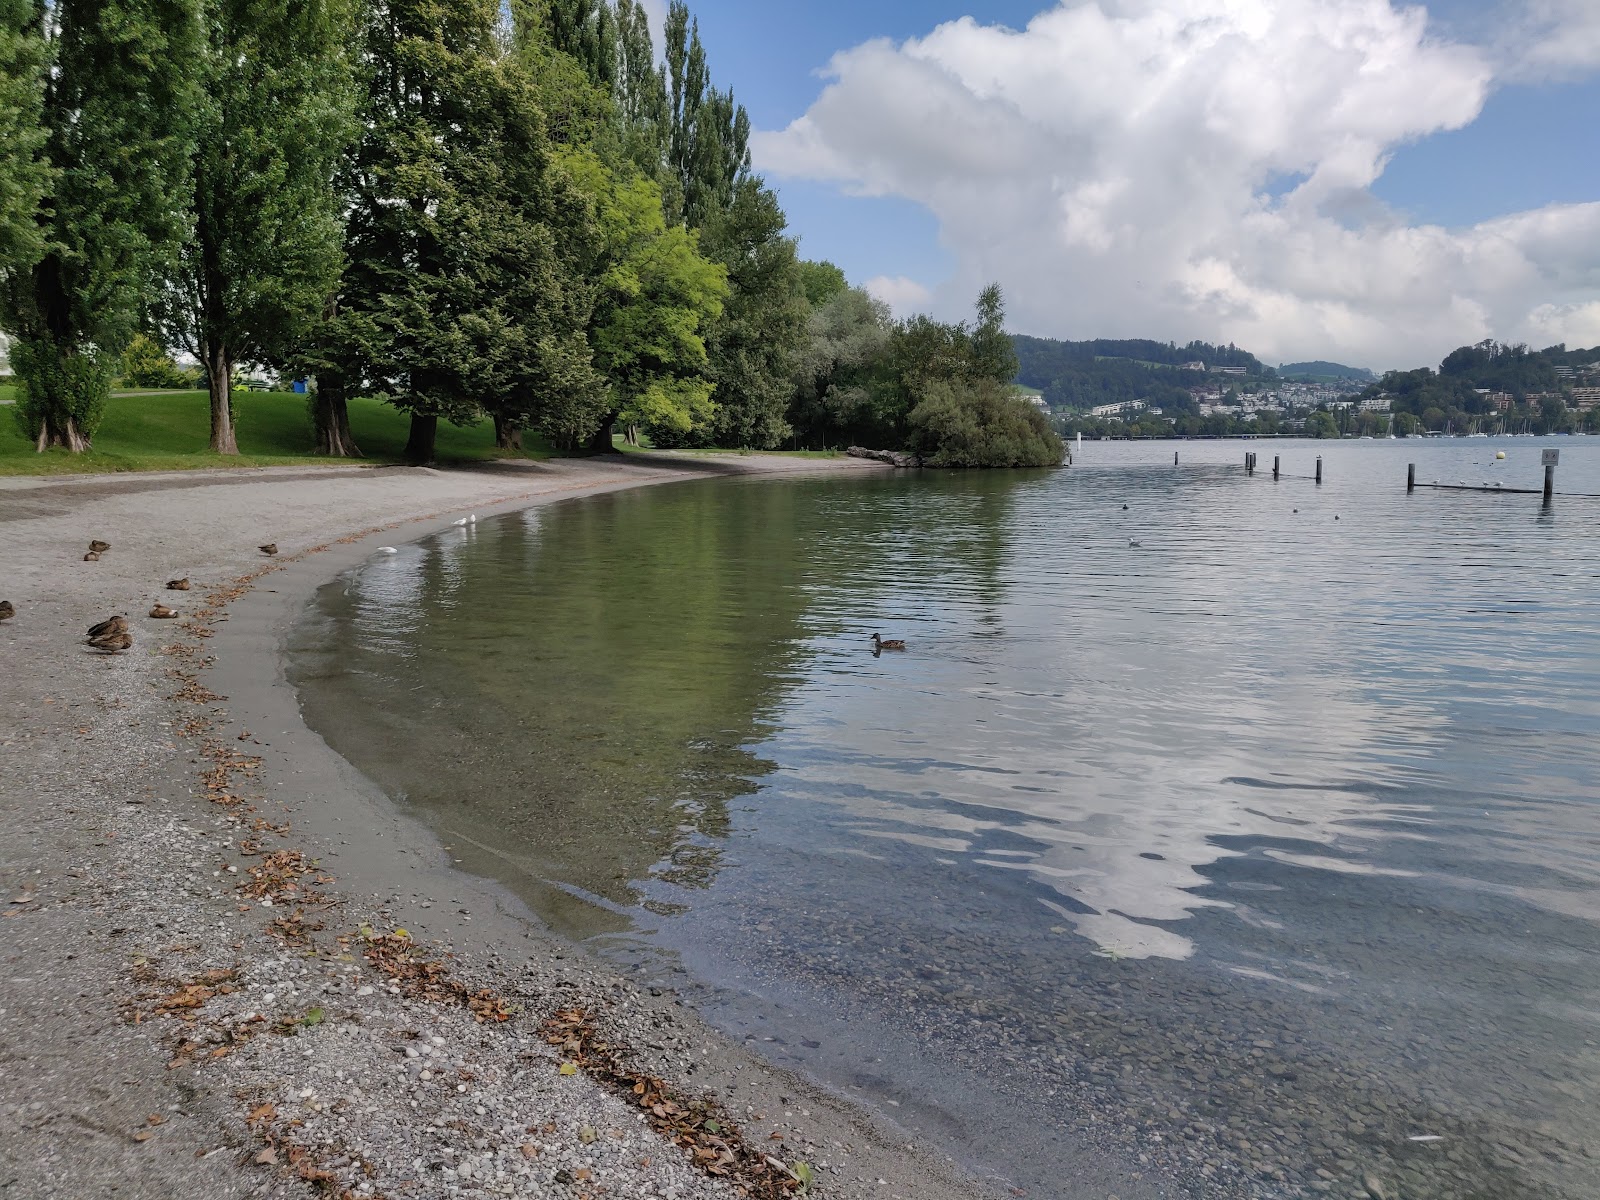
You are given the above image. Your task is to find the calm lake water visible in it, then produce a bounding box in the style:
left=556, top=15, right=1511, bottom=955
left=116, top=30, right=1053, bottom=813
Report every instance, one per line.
left=290, top=439, right=1600, bottom=1200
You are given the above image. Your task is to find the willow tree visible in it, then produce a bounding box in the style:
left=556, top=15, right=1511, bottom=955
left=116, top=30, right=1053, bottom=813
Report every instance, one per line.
left=1, top=0, right=200, bottom=452
left=163, top=0, right=355, bottom=454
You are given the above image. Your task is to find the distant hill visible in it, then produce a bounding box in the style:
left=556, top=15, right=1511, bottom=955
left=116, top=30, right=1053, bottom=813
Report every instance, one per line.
left=1278, top=361, right=1375, bottom=382
left=1011, top=334, right=1270, bottom=412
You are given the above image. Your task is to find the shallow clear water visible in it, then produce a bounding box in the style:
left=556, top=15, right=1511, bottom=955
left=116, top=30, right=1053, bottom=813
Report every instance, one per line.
left=291, top=439, right=1600, bottom=1199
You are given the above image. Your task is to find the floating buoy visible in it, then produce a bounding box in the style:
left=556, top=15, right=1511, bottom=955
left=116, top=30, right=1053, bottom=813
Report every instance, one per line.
left=1496, top=451, right=1506, bottom=460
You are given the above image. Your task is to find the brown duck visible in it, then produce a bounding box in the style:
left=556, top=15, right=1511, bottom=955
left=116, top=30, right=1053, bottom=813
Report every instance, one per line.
left=871, top=633, right=907, bottom=651
left=0, top=601, right=14, bottom=621
left=148, top=604, right=179, bottom=619
left=87, top=614, right=129, bottom=639
left=83, top=551, right=100, bottom=562
left=87, top=539, right=110, bottom=554
left=166, top=578, right=191, bottom=591
left=87, top=631, right=133, bottom=654
left=259, top=543, right=278, bottom=556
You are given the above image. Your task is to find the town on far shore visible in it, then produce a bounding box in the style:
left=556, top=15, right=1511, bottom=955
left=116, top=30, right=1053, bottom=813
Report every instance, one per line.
left=1010, top=335, right=1600, bottom=439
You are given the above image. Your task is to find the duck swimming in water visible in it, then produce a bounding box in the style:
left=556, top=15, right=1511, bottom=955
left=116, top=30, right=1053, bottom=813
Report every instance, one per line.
left=871, top=633, right=906, bottom=651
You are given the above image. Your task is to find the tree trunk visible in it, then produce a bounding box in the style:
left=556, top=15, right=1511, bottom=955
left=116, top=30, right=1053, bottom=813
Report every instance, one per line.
left=34, top=413, right=90, bottom=453
left=404, top=413, right=438, bottom=465
left=626, top=425, right=640, bottom=446
left=311, top=379, right=362, bottom=457
left=493, top=413, right=523, bottom=450
left=207, top=343, right=239, bottom=454
left=588, top=414, right=619, bottom=453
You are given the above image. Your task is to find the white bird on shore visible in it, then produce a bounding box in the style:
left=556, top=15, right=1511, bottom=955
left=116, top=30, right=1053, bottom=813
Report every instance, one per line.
left=378, top=546, right=398, bottom=554
left=453, top=517, right=469, bottom=526
left=468, top=513, right=478, bottom=523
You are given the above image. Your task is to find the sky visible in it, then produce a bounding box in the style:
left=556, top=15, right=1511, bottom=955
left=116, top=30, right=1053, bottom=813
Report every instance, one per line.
left=662, top=0, right=1600, bottom=370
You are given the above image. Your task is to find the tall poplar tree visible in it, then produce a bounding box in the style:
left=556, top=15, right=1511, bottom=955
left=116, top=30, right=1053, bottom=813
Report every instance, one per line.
left=163, top=0, right=355, bottom=454
left=0, top=0, right=49, bottom=288
left=1, top=0, right=200, bottom=452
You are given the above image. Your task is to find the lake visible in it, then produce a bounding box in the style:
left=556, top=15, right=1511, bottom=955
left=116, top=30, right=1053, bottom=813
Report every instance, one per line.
left=289, top=438, right=1600, bottom=1199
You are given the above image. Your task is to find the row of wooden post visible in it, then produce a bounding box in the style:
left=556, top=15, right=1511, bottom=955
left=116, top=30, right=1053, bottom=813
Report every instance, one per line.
left=1245, top=452, right=1320, bottom=483
left=1407, top=459, right=1556, bottom=500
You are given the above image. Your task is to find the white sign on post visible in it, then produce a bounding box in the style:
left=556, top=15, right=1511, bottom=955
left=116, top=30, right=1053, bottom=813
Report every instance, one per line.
left=1543, top=449, right=1560, bottom=467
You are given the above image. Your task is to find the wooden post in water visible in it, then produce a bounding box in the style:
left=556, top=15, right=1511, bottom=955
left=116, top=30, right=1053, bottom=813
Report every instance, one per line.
left=1273, top=455, right=1280, bottom=481
left=1174, top=450, right=1179, bottom=466
left=1315, top=456, right=1323, bottom=485
left=1407, top=463, right=1415, bottom=493
left=1246, top=452, right=1254, bottom=475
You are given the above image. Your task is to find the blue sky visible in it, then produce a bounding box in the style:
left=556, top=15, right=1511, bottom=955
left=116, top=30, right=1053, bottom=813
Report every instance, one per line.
left=677, top=0, right=1600, bottom=365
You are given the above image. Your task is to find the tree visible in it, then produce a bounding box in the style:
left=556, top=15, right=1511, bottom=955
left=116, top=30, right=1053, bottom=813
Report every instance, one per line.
left=664, top=1, right=748, bottom=228
left=119, top=332, right=189, bottom=389
left=788, top=286, right=892, bottom=448
left=560, top=148, right=727, bottom=449
left=697, top=178, right=808, bottom=449
left=340, top=0, right=599, bottom=464
left=907, top=377, right=1064, bottom=468
left=0, top=0, right=49, bottom=290
left=163, top=0, right=355, bottom=455
left=796, top=260, right=848, bottom=309
left=968, top=283, right=1018, bottom=384
left=1, top=0, right=200, bottom=452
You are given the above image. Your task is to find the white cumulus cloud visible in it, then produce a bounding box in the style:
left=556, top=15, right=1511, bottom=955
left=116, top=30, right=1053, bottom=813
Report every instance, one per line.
left=752, top=0, right=1600, bottom=367
left=864, top=274, right=935, bottom=314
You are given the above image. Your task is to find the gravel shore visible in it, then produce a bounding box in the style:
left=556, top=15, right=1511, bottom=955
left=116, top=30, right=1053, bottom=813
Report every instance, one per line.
left=0, top=453, right=1001, bottom=1200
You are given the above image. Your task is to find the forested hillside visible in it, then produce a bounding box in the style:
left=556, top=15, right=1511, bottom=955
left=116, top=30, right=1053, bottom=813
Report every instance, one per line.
left=1359, top=340, right=1600, bottom=429
left=1011, top=334, right=1270, bottom=412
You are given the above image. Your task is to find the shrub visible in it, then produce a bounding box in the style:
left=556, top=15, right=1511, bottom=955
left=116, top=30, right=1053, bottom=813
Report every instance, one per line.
left=906, top=378, right=1065, bottom=468
left=119, top=333, right=190, bottom=389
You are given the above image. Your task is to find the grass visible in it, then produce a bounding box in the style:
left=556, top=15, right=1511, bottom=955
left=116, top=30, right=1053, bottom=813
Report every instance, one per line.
left=0, top=389, right=551, bottom=476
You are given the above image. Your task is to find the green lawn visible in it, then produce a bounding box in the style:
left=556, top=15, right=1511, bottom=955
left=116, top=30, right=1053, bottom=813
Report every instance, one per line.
left=0, top=389, right=550, bottom=476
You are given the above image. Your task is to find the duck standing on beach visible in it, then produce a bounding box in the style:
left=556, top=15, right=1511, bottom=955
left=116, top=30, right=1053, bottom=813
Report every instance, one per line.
left=87, top=539, right=109, bottom=554
left=259, top=543, right=278, bottom=556
left=87, top=614, right=129, bottom=639
left=149, top=604, right=179, bottom=619
left=87, top=631, right=133, bottom=653
left=166, top=578, right=190, bottom=591
left=0, top=600, right=14, bottom=621
left=83, top=551, right=100, bottom=561
left=871, top=633, right=907, bottom=652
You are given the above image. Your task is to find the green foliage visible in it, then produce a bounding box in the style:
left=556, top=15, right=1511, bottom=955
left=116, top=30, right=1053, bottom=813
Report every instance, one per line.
left=0, top=0, right=49, bottom=287
left=664, top=1, right=749, bottom=228
left=119, top=333, right=189, bottom=389
left=796, top=260, right=848, bottom=309
left=907, top=377, right=1065, bottom=468
left=789, top=287, right=893, bottom=447
left=696, top=179, right=808, bottom=449
left=561, top=148, right=727, bottom=443
left=341, top=0, right=602, bottom=461
left=969, top=283, right=1018, bottom=385
left=1, top=0, right=203, bottom=450
left=9, top=337, right=112, bottom=448
left=1304, top=410, right=1339, bottom=439
left=161, top=0, right=356, bottom=451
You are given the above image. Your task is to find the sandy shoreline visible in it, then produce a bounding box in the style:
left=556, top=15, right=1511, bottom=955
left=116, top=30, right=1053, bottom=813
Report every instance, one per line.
left=0, top=452, right=1003, bottom=1200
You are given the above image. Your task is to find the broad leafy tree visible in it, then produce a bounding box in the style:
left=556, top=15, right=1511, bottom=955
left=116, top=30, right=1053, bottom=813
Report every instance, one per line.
left=1, top=0, right=200, bottom=452
left=341, top=0, right=599, bottom=464
left=560, top=149, right=726, bottom=448
left=161, top=0, right=355, bottom=454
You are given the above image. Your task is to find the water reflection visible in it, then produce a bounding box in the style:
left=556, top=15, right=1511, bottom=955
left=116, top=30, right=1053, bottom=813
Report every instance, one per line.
left=293, top=441, right=1600, bottom=1199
